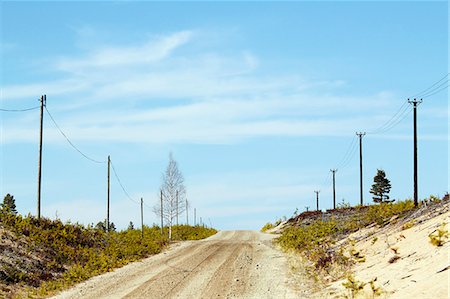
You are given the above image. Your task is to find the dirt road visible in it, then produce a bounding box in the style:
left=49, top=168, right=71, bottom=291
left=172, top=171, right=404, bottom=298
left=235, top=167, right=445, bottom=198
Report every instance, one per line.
left=53, top=230, right=299, bottom=299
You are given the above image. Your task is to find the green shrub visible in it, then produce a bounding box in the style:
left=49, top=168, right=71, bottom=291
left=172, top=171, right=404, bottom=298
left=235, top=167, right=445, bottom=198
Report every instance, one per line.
left=276, top=199, right=419, bottom=282
left=429, top=223, right=448, bottom=246
left=0, top=213, right=216, bottom=297
left=261, top=222, right=274, bottom=232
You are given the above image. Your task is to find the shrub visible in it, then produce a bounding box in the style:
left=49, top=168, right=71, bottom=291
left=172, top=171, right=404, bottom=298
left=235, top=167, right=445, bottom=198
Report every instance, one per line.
left=0, top=213, right=216, bottom=297
left=429, top=223, right=448, bottom=247
left=261, top=222, right=274, bottom=232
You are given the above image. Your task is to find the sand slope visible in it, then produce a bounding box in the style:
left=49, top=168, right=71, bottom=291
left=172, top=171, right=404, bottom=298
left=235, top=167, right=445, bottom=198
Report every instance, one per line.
left=324, top=203, right=449, bottom=298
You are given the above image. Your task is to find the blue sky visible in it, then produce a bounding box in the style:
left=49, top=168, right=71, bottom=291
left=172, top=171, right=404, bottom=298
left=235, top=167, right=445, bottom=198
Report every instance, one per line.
left=1, top=1, right=448, bottom=230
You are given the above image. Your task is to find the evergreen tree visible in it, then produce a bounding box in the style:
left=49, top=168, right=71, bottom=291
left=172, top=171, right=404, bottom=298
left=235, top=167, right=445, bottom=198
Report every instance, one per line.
left=1, top=193, right=17, bottom=214
left=128, top=221, right=134, bottom=230
left=369, top=169, right=393, bottom=203
left=95, top=221, right=106, bottom=231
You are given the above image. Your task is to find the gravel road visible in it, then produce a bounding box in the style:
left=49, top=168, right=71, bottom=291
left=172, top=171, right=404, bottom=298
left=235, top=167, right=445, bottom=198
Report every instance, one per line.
left=53, top=230, right=299, bottom=299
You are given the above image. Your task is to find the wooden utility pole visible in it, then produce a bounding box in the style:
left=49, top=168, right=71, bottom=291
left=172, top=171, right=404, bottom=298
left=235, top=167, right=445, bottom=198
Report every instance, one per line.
left=176, top=190, right=179, bottom=226
left=107, top=155, right=111, bottom=232
left=330, top=169, right=337, bottom=209
left=186, top=198, right=188, bottom=225
left=356, top=132, right=366, bottom=206
left=408, top=98, right=422, bottom=207
left=141, top=197, right=144, bottom=239
left=314, top=190, right=320, bottom=211
left=194, top=208, right=196, bottom=226
left=37, top=95, right=46, bottom=219
left=160, top=189, right=164, bottom=236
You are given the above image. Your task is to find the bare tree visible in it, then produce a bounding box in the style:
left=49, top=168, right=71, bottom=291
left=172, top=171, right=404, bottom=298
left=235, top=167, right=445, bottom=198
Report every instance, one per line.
left=154, top=152, right=186, bottom=240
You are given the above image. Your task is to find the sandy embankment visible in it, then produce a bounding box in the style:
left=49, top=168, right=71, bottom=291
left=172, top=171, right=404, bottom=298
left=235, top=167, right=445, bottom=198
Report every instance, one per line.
left=323, top=204, right=450, bottom=298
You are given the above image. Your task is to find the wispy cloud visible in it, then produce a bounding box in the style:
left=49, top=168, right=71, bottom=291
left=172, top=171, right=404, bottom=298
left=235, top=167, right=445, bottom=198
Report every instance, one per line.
left=56, top=31, right=193, bottom=72
left=2, top=29, right=410, bottom=146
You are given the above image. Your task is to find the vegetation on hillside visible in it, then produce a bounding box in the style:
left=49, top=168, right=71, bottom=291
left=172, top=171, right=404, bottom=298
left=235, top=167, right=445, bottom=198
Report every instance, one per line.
left=0, top=211, right=216, bottom=298
left=274, top=198, right=435, bottom=287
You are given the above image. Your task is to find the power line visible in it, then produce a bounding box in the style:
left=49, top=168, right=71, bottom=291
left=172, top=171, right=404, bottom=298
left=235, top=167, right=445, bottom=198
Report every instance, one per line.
left=338, top=140, right=358, bottom=170
left=335, top=136, right=357, bottom=169
left=45, top=107, right=106, bottom=164
left=420, top=83, right=449, bottom=98
left=369, top=105, right=412, bottom=135
left=109, top=159, right=139, bottom=205
left=367, top=74, right=448, bottom=135
left=411, top=73, right=449, bottom=98
left=367, top=100, right=409, bottom=135
left=0, top=106, right=40, bottom=112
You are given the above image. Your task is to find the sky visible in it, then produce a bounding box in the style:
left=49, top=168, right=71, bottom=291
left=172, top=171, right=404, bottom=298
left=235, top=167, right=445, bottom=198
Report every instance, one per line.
left=0, top=1, right=448, bottom=230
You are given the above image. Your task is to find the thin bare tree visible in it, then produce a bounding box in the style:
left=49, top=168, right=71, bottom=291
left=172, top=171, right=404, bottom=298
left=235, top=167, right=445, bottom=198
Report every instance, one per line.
left=154, top=152, right=186, bottom=240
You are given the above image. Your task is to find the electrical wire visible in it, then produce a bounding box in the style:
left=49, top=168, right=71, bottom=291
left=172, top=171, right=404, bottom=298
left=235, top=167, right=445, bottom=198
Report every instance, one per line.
left=45, top=107, right=106, bottom=164
left=367, top=100, right=409, bottom=135
left=368, top=104, right=412, bottom=135
left=335, top=136, right=357, bottom=169
left=110, top=159, right=139, bottom=205
left=367, top=73, right=448, bottom=135
left=338, top=140, right=359, bottom=170
left=420, top=83, right=449, bottom=98
left=0, top=106, right=40, bottom=112
left=411, top=73, right=449, bottom=98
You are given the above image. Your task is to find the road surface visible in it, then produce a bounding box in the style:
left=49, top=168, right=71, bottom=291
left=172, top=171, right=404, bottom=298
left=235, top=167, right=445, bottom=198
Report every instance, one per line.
left=53, top=230, right=299, bottom=299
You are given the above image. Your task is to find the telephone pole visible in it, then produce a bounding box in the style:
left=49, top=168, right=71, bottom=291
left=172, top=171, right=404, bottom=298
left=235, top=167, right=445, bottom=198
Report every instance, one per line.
left=408, top=98, right=422, bottom=207
left=141, top=197, right=144, bottom=239
left=356, top=132, right=366, bottom=206
left=37, top=95, right=46, bottom=219
left=107, top=155, right=111, bottom=232
left=330, top=169, right=337, bottom=209
left=176, top=190, right=179, bottom=226
left=186, top=198, right=188, bottom=225
left=194, top=208, right=197, bottom=226
left=160, top=189, right=164, bottom=235
left=314, top=190, right=320, bottom=211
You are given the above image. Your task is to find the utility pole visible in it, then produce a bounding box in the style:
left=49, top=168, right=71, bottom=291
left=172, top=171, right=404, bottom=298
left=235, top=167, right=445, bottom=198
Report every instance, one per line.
left=330, top=169, right=337, bottom=209
left=107, top=155, right=111, bottom=232
left=37, top=95, right=46, bottom=219
left=186, top=198, right=188, bottom=225
left=356, top=132, right=366, bottom=206
left=408, top=98, right=422, bottom=207
left=141, top=197, right=144, bottom=239
left=314, top=190, right=320, bottom=211
left=176, top=190, right=179, bottom=226
left=194, top=208, right=196, bottom=226
left=160, top=189, right=164, bottom=236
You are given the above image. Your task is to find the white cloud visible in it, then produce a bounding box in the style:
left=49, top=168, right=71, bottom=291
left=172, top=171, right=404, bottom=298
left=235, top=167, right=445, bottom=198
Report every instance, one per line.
left=1, top=29, right=413, bottom=146
left=56, top=31, right=193, bottom=72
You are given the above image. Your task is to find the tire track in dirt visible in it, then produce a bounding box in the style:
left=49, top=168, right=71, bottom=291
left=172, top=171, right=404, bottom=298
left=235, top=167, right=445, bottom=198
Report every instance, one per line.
left=53, top=231, right=299, bottom=299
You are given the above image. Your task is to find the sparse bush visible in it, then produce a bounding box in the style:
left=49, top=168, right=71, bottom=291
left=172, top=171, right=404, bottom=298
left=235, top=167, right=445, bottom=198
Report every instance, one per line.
left=429, top=223, right=448, bottom=247
left=261, top=222, right=274, bottom=232
left=276, top=199, right=418, bottom=283
left=402, top=220, right=415, bottom=230
left=0, top=213, right=216, bottom=297
left=342, top=275, right=366, bottom=298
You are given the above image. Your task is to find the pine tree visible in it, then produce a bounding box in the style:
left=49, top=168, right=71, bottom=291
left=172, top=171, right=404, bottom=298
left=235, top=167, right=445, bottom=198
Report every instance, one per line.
left=1, top=193, right=17, bottom=214
left=369, top=169, right=393, bottom=203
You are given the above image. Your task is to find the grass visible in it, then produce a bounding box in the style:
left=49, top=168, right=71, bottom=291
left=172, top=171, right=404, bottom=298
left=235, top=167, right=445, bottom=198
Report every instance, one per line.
left=0, top=212, right=216, bottom=298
